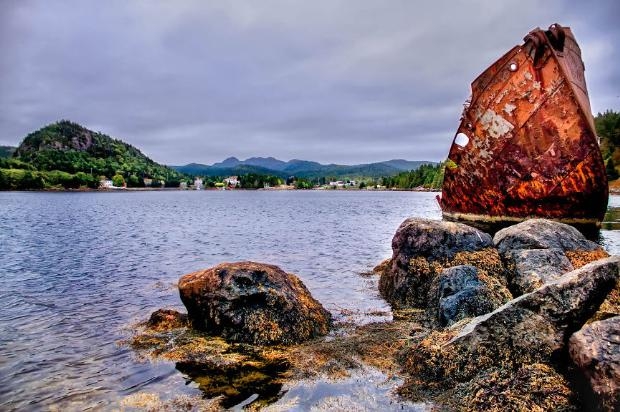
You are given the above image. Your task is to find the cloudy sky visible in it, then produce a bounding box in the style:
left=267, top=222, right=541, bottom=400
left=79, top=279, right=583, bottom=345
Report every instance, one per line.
left=1, top=1, right=618, bottom=165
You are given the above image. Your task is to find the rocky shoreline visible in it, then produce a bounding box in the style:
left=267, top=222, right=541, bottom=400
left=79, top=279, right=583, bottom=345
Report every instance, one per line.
left=127, top=218, right=619, bottom=411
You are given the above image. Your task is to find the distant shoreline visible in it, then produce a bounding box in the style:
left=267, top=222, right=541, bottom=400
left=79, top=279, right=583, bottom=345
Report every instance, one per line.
left=0, top=187, right=443, bottom=193
left=3, top=187, right=619, bottom=195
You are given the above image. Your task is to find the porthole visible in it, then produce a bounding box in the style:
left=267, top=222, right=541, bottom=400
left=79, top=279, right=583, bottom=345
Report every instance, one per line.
left=454, top=133, right=469, bottom=147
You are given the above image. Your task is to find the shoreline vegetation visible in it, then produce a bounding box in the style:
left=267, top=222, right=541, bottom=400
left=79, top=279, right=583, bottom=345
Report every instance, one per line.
left=0, top=185, right=443, bottom=193
left=0, top=120, right=446, bottom=192
left=2, top=110, right=619, bottom=193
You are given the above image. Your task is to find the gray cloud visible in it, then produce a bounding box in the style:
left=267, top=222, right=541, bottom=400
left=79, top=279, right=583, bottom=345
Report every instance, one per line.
left=1, top=0, right=618, bottom=165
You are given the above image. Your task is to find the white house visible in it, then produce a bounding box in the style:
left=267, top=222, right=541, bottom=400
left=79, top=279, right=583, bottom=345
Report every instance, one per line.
left=329, top=181, right=345, bottom=187
left=194, top=178, right=203, bottom=190
left=224, top=176, right=239, bottom=187
left=100, top=179, right=114, bottom=189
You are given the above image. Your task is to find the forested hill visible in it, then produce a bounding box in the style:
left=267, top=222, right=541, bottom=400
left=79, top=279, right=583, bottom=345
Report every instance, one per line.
left=11, top=120, right=184, bottom=186
left=596, top=110, right=620, bottom=180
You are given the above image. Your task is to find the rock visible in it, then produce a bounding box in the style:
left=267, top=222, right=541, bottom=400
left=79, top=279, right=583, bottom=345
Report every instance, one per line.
left=391, top=218, right=493, bottom=263
left=128, top=325, right=290, bottom=409
left=494, top=219, right=602, bottom=254
left=569, top=316, right=620, bottom=412
left=146, top=309, right=188, bottom=331
left=508, top=248, right=574, bottom=295
left=372, top=258, right=392, bottom=277
left=178, top=261, right=331, bottom=345
left=458, top=363, right=574, bottom=412
left=404, top=257, right=620, bottom=385
left=379, top=218, right=496, bottom=309
left=493, top=219, right=608, bottom=295
left=588, top=280, right=620, bottom=324
left=436, top=265, right=511, bottom=326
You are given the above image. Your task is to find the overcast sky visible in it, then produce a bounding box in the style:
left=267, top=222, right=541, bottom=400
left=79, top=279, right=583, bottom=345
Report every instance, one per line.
left=1, top=1, right=618, bottom=165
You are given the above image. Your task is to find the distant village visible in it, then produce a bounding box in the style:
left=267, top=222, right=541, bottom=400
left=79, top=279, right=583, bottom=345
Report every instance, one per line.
left=98, top=175, right=390, bottom=190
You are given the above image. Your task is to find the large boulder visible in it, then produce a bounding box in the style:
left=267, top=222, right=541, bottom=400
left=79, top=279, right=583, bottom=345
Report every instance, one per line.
left=404, top=257, right=620, bottom=386
left=379, top=218, right=501, bottom=309
left=494, top=219, right=602, bottom=253
left=569, top=316, right=620, bottom=412
left=494, top=219, right=608, bottom=295
left=178, top=261, right=331, bottom=345
left=435, top=265, right=511, bottom=326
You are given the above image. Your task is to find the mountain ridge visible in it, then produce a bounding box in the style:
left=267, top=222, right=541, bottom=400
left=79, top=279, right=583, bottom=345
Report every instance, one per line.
left=0, top=146, right=16, bottom=158
left=172, top=157, right=435, bottom=179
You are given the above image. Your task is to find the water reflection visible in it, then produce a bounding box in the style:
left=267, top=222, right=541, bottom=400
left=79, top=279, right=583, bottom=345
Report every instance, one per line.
left=602, top=206, right=620, bottom=230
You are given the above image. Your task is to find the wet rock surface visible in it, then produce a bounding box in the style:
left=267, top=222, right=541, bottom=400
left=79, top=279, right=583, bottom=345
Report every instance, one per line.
left=128, top=326, right=290, bottom=409
left=569, top=316, right=620, bottom=412
left=178, top=261, right=331, bottom=345
left=456, top=363, right=575, bottom=411
left=146, top=308, right=188, bottom=331
left=435, top=265, right=510, bottom=326
left=127, top=310, right=424, bottom=410
left=400, top=256, right=619, bottom=410
left=379, top=218, right=502, bottom=310
left=126, top=219, right=616, bottom=411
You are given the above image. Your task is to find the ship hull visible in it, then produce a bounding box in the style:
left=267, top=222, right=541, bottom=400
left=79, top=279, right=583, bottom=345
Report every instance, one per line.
left=440, top=24, right=608, bottom=229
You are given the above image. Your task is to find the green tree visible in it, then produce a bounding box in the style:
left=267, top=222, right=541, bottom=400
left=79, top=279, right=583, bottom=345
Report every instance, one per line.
left=606, top=158, right=619, bottom=181
left=112, top=174, right=125, bottom=187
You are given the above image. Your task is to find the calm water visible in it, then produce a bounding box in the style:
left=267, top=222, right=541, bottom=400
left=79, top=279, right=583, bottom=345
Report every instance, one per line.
left=0, top=191, right=618, bottom=411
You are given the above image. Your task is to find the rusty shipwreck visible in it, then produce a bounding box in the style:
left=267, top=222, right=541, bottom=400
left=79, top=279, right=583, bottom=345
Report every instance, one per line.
left=439, top=23, right=608, bottom=230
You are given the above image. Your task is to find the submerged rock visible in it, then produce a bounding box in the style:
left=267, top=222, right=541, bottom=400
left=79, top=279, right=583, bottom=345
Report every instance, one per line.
left=494, top=219, right=608, bottom=295
left=379, top=218, right=497, bottom=309
left=569, top=316, right=620, bottom=412
left=435, top=265, right=510, bottom=326
left=178, top=261, right=331, bottom=345
left=128, top=326, right=291, bottom=409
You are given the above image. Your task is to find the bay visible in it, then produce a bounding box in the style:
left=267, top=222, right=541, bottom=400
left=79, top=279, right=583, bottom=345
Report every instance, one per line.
left=0, top=191, right=618, bottom=410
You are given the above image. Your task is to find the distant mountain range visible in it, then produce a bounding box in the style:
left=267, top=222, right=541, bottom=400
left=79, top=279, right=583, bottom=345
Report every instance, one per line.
left=172, top=157, right=436, bottom=179
left=3, top=122, right=436, bottom=181
left=0, top=146, right=16, bottom=158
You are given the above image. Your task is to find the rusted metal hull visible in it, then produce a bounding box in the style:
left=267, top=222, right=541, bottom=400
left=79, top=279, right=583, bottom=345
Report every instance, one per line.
left=440, top=24, right=608, bottom=229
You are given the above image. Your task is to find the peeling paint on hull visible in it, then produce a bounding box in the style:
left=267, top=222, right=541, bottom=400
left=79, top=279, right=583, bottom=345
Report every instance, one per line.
left=440, top=24, right=608, bottom=229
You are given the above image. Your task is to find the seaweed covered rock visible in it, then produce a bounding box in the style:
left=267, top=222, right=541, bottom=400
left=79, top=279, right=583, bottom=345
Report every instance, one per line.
left=435, top=265, right=511, bottom=326
left=146, top=309, right=188, bottom=331
left=379, top=218, right=499, bottom=309
left=178, top=261, right=331, bottom=345
left=569, top=316, right=620, bottom=411
left=494, top=219, right=609, bottom=295
left=588, top=280, right=620, bottom=324
left=401, top=257, right=620, bottom=405
left=457, top=363, right=574, bottom=412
